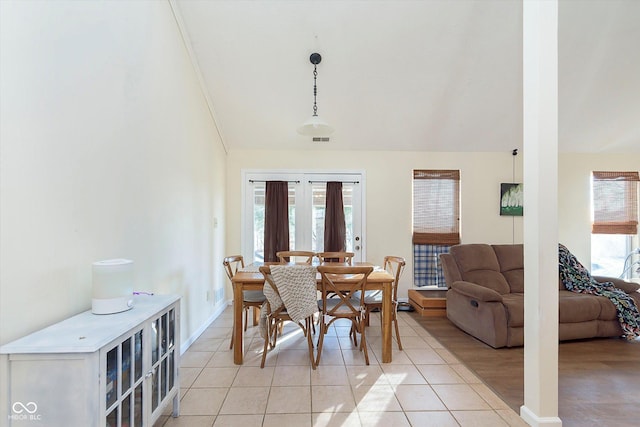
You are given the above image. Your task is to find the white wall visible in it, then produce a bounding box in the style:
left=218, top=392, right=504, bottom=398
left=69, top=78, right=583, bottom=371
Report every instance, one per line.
left=0, top=1, right=227, bottom=346
left=226, top=150, right=525, bottom=299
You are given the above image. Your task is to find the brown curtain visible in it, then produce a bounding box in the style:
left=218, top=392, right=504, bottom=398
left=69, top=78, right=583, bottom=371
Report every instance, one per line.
left=592, top=171, right=639, bottom=235
left=264, top=181, right=290, bottom=262
left=324, top=182, right=346, bottom=252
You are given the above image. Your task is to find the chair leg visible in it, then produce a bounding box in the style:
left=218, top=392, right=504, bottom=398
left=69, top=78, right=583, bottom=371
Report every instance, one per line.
left=253, top=306, right=260, bottom=326
left=357, top=318, right=369, bottom=365
left=269, top=319, right=279, bottom=349
left=303, top=316, right=317, bottom=338
left=315, top=320, right=326, bottom=366
left=261, top=317, right=272, bottom=368
left=347, top=323, right=357, bottom=347
left=305, top=318, right=316, bottom=370
left=393, top=314, right=403, bottom=351
left=244, top=306, right=249, bottom=332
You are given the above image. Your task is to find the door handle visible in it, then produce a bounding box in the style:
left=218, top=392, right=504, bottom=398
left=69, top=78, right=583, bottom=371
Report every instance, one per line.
left=145, top=367, right=157, bottom=379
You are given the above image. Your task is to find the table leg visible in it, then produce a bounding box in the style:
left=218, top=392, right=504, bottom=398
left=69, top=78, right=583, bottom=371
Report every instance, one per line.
left=233, top=283, right=244, bottom=364
left=381, top=281, right=392, bottom=363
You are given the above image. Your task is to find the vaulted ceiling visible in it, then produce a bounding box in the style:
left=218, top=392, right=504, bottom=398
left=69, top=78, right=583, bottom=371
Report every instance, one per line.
left=173, top=0, right=640, bottom=153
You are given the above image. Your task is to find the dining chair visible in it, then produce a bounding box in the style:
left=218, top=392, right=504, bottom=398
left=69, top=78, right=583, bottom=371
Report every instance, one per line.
left=359, top=256, right=406, bottom=351
left=316, top=265, right=373, bottom=366
left=317, top=251, right=355, bottom=303
left=276, top=250, right=316, bottom=264
left=276, top=250, right=319, bottom=334
left=223, top=255, right=266, bottom=350
left=317, top=251, right=354, bottom=264
left=259, top=265, right=317, bottom=369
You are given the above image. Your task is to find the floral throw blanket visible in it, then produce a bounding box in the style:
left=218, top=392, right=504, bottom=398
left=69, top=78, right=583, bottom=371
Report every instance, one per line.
left=558, top=243, right=640, bottom=341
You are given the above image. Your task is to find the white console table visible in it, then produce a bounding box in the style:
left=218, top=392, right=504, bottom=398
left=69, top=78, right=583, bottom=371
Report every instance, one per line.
left=0, top=294, right=180, bottom=427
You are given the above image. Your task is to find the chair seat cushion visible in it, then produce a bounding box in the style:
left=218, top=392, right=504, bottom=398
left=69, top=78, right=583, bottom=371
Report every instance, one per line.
left=244, top=290, right=266, bottom=303
left=353, top=290, right=382, bottom=304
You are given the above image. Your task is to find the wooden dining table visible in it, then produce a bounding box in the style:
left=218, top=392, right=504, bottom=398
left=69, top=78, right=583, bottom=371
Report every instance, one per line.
left=231, top=262, right=395, bottom=365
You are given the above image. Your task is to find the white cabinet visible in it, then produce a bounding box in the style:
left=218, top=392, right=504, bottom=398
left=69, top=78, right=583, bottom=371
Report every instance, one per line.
left=0, top=294, right=180, bottom=427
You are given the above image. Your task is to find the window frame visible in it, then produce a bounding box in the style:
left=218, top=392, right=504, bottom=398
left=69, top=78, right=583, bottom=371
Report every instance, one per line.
left=412, top=169, right=461, bottom=245
left=591, top=171, right=639, bottom=235
left=412, top=169, right=461, bottom=288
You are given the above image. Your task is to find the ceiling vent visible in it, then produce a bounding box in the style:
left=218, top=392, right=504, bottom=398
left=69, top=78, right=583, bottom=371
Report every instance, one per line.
left=312, top=137, right=331, bottom=143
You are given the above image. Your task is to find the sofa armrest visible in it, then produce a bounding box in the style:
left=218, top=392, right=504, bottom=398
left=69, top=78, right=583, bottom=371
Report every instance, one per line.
left=450, top=281, right=504, bottom=302
left=593, top=276, right=640, bottom=294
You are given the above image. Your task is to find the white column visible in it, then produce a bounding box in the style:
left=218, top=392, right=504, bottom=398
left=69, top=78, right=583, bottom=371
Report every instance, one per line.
left=521, top=1, right=562, bottom=426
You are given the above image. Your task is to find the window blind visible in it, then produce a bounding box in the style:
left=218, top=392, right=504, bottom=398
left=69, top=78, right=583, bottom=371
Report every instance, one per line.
left=592, top=171, right=639, bottom=235
left=412, top=169, right=461, bottom=245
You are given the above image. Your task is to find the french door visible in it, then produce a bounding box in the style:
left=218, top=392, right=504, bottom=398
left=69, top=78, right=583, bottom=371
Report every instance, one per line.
left=242, top=171, right=365, bottom=263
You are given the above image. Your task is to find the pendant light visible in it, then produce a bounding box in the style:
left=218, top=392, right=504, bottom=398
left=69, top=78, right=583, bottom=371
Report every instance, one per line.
left=297, top=53, right=334, bottom=137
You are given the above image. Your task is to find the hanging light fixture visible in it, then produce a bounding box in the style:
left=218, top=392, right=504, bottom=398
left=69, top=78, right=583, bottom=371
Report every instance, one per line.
left=297, top=52, right=334, bottom=137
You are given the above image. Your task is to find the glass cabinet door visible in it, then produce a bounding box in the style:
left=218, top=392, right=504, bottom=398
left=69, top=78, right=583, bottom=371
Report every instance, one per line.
left=149, top=307, right=178, bottom=419
left=102, top=301, right=177, bottom=426
left=104, top=329, right=144, bottom=427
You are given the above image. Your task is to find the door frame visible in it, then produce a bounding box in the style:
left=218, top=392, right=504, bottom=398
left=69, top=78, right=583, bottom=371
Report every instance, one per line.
left=241, top=169, right=367, bottom=263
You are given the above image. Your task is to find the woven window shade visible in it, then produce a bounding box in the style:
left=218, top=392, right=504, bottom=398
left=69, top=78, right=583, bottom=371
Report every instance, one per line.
left=412, top=170, right=460, bottom=244
left=592, top=171, right=639, bottom=235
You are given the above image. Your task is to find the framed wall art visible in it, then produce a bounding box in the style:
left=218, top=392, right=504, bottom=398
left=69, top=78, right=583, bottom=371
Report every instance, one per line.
left=500, top=183, right=523, bottom=216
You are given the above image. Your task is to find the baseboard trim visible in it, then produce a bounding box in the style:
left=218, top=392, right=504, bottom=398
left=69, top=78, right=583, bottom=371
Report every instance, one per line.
left=520, top=405, right=563, bottom=426
left=180, top=300, right=229, bottom=355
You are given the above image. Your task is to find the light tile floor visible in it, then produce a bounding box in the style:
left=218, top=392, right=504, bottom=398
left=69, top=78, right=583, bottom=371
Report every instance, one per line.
left=155, top=307, right=528, bottom=427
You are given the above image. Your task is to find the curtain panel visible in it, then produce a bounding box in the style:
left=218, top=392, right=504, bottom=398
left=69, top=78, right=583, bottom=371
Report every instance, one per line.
left=324, top=182, right=346, bottom=252
left=264, top=181, right=290, bottom=262
left=414, top=244, right=450, bottom=287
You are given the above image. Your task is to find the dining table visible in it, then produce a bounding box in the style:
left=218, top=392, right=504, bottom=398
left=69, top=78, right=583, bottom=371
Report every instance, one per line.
left=230, top=262, right=395, bottom=365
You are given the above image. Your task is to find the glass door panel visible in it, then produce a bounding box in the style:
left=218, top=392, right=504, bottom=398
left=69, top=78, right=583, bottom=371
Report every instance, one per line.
left=121, top=393, right=131, bottom=427
left=106, top=407, right=117, bottom=427
left=168, top=309, right=175, bottom=349
left=168, top=351, right=175, bottom=391
left=161, top=313, right=167, bottom=357
left=151, top=319, right=159, bottom=365
left=134, top=330, right=143, bottom=382
left=245, top=172, right=364, bottom=263
left=161, top=358, right=168, bottom=400
left=152, top=367, right=159, bottom=411
left=250, top=182, right=297, bottom=262
left=122, top=337, right=132, bottom=394
left=106, top=346, right=118, bottom=409
left=310, top=182, right=356, bottom=253
left=134, top=384, right=143, bottom=426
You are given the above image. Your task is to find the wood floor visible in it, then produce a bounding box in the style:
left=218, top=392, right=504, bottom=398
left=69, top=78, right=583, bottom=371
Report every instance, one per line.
left=412, top=315, right=640, bottom=427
